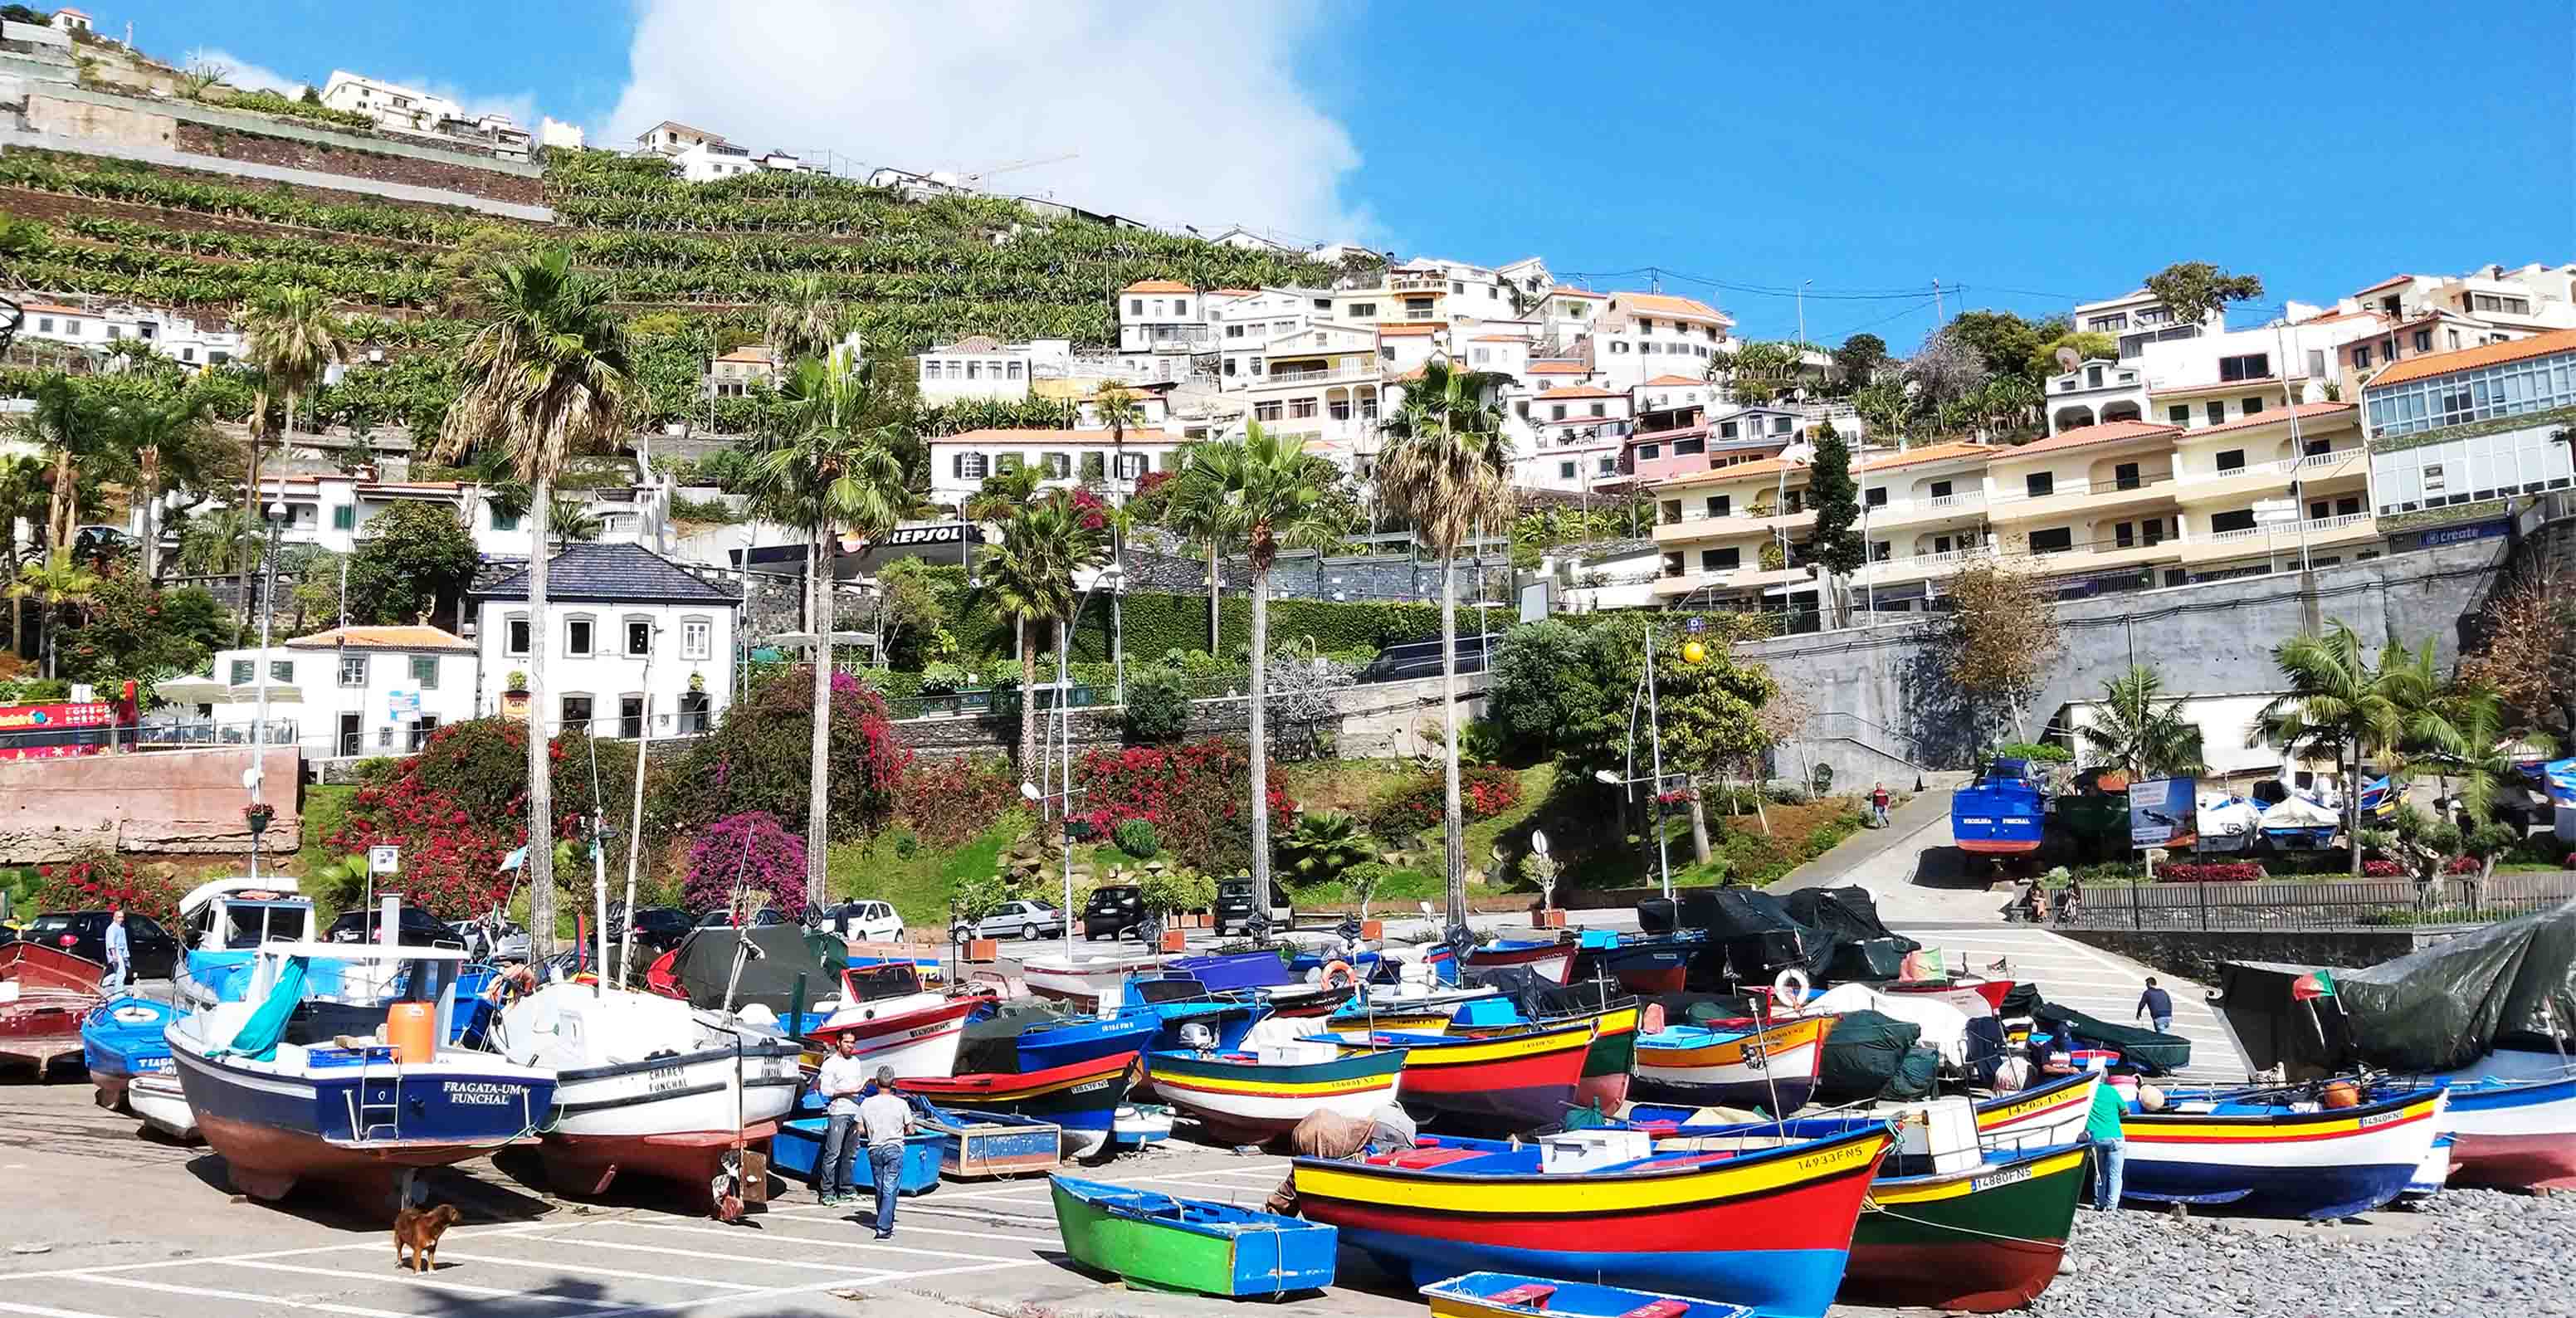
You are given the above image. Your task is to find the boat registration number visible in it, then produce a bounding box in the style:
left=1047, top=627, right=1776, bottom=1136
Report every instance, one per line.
left=646, top=1065, right=686, bottom=1094
left=137, top=1056, right=175, bottom=1075
left=1972, top=1164, right=2034, bottom=1193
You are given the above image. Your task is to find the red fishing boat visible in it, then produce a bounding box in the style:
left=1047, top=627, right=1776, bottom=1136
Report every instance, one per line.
left=1315, top=1018, right=1595, bottom=1130
left=0, top=943, right=105, bottom=1076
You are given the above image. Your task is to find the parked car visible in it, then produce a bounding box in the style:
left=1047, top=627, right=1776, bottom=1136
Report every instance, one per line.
left=623, top=906, right=694, bottom=958
left=822, top=899, right=905, bottom=943
left=1082, top=886, right=1144, bottom=940
left=953, top=900, right=1065, bottom=944
left=695, top=906, right=790, bottom=928
left=1212, top=878, right=1262, bottom=936
left=325, top=907, right=466, bottom=949
left=18, top=910, right=179, bottom=979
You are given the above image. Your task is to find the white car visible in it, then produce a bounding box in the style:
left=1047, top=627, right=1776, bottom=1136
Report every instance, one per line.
left=829, top=900, right=905, bottom=944
left=954, top=900, right=1066, bottom=942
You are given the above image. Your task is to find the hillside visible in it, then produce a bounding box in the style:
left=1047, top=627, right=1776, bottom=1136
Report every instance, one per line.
left=0, top=132, right=1338, bottom=433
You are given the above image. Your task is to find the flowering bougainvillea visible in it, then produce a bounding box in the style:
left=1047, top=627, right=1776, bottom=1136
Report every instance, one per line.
left=2363, top=859, right=2404, bottom=877
left=1369, top=764, right=1524, bottom=837
left=897, top=755, right=1022, bottom=848
left=2156, top=862, right=2266, bottom=884
left=681, top=810, right=809, bottom=918
left=326, top=717, right=618, bottom=920
left=679, top=667, right=908, bottom=837
left=1073, top=738, right=1295, bottom=873
left=46, top=851, right=184, bottom=925
left=1068, top=486, right=1110, bottom=532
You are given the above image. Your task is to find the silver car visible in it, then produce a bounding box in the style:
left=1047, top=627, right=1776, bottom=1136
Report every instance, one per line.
left=953, top=900, right=1066, bottom=942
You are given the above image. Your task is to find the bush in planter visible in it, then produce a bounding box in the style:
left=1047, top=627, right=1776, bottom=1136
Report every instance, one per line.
left=1122, top=668, right=1193, bottom=744
left=917, top=661, right=969, bottom=696
left=2158, top=861, right=2266, bottom=883
left=1139, top=868, right=1216, bottom=923
left=1113, top=818, right=1161, bottom=859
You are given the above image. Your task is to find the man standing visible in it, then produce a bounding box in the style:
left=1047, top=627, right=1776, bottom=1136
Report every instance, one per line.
left=1869, top=783, right=1891, bottom=827
left=2086, top=1071, right=2125, bottom=1210
left=813, top=1034, right=867, bottom=1206
left=102, top=907, right=130, bottom=992
left=858, top=1066, right=917, bottom=1240
left=2136, top=976, right=2174, bottom=1034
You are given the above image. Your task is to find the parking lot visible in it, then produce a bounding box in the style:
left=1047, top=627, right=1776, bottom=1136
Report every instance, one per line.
left=0, top=1082, right=1424, bottom=1318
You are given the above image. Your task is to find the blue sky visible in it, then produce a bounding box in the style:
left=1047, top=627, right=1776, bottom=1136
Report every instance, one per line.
left=111, top=0, right=2575, bottom=344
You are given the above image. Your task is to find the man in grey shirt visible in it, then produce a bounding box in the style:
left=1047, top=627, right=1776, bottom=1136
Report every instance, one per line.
left=857, top=1066, right=917, bottom=1239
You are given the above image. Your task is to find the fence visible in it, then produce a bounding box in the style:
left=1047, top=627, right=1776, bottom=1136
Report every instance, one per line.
left=2061, top=871, right=2576, bottom=932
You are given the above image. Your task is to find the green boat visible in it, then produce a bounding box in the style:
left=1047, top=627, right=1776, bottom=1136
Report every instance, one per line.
left=1842, top=1142, right=2089, bottom=1313
left=1050, top=1174, right=1338, bottom=1298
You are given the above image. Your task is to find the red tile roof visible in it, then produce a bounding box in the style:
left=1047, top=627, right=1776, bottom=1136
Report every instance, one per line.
left=1612, top=292, right=1731, bottom=323
left=1536, top=386, right=1621, bottom=400
left=1377, top=323, right=1442, bottom=337
left=1120, top=280, right=1194, bottom=294
left=2364, top=326, right=2576, bottom=390
left=1525, top=361, right=1591, bottom=374
left=2351, top=274, right=2419, bottom=296
left=1639, top=374, right=1705, bottom=388
left=2178, top=401, right=2356, bottom=438
left=1548, top=287, right=1607, bottom=300
left=284, top=625, right=473, bottom=652
left=1862, top=441, right=1993, bottom=472
left=1470, top=334, right=1530, bottom=343
left=2008, top=419, right=2180, bottom=457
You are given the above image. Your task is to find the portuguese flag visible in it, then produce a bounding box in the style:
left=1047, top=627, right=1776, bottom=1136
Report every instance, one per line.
left=2291, top=969, right=2337, bottom=1002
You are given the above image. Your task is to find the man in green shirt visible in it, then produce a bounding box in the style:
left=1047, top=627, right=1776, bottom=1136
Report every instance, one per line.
left=2086, top=1074, right=2125, bottom=1211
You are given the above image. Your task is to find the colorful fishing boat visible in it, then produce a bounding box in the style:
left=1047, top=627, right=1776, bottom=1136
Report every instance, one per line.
left=1840, top=1141, right=2087, bottom=1311
left=1439, top=992, right=1644, bottom=1110
left=1112, top=1103, right=1173, bottom=1150
left=1290, top=1122, right=1895, bottom=1318
left=1951, top=758, right=2047, bottom=857
left=2433, top=1071, right=2576, bottom=1190
left=953, top=998, right=1159, bottom=1077
left=909, top=1098, right=1065, bottom=1178
left=0, top=941, right=104, bottom=1077
left=2405, top=1134, right=2454, bottom=1199
left=82, top=993, right=183, bottom=1110
left=1569, top=931, right=1704, bottom=997
left=771, top=1120, right=942, bottom=1194
left=1149, top=1041, right=1408, bottom=1145
left=2121, top=1086, right=2447, bottom=1218
left=1021, top=949, right=1166, bottom=1003
left=1632, top=1015, right=1832, bottom=1115
left=1881, top=975, right=2013, bottom=1017
left=1446, top=938, right=1578, bottom=986
left=800, top=964, right=983, bottom=1079
left=897, top=1052, right=1141, bottom=1159
left=127, top=1068, right=199, bottom=1141
left=1965, top=1071, right=2101, bottom=1152
left=1116, top=973, right=1266, bottom=1053
left=1421, top=1272, right=1750, bottom=1318
left=1315, top=1018, right=1593, bottom=1131
left=1169, top=947, right=1368, bottom=1018
left=1052, top=1174, right=1338, bottom=1297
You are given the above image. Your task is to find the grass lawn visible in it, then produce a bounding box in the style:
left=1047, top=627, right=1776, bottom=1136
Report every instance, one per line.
left=295, top=783, right=358, bottom=874
left=831, top=808, right=1033, bottom=930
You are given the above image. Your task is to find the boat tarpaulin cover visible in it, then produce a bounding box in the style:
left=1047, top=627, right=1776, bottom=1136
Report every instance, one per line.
left=1464, top=965, right=1629, bottom=1018
left=2033, top=1000, right=2192, bottom=1074
left=955, top=998, right=1085, bottom=1074
left=1676, top=889, right=1832, bottom=982
left=1812, top=1008, right=1922, bottom=1103
left=672, top=924, right=845, bottom=1013
left=2220, top=901, right=2576, bottom=1073
left=1783, top=886, right=1921, bottom=956
left=2213, top=960, right=2359, bottom=1078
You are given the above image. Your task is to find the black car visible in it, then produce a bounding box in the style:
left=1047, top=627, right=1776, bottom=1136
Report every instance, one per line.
left=324, top=906, right=466, bottom=948
left=1082, top=885, right=1144, bottom=940
left=1212, top=878, right=1261, bottom=936
left=625, top=906, right=694, bottom=956
left=20, top=910, right=180, bottom=979
left=695, top=907, right=791, bottom=928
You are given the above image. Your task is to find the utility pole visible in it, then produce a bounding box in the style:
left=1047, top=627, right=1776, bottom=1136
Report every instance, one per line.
left=1798, top=279, right=1811, bottom=350
left=1932, top=280, right=1944, bottom=328
left=1644, top=622, right=1672, bottom=901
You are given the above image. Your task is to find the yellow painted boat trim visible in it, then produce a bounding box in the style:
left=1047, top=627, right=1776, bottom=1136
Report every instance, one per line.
left=1294, top=1128, right=1890, bottom=1213
left=1153, top=1069, right=1401, bottom=1099
left=2128, top=1095, right=2442, bottom=1143
left=1640, top=1014, right=1830, bottom=1066
left=1976, top=1074, right=2097, bottom=1130
left=1865, top=1147, right=2089, bottom=1207
left=1328, top=1020, right=1595, bottom=1068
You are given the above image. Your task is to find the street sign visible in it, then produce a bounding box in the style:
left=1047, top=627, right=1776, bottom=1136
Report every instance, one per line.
left=1530, top=829, right=1550, bottom=857
left=388, top=689, right=420, bottom=717
left=368, top=845, right=401, bottom=876
left=1685, top=616, right=1708, bottom=634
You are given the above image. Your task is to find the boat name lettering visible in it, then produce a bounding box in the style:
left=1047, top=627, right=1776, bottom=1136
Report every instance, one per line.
left=445, top=1081, right=519, bottom=1105
left=1972, top=1164, right=2035, bottom=1193
left=1961, top=817, right=1994, bottom=825
left=139, top=1056, right=175, bottom=1074
left=646, top=1065, right=686, bottom=1093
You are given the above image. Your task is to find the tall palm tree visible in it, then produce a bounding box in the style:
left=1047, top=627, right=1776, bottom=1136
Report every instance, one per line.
left=100, top=383, right=219, bottom=581
left=2258, top=622, right=2439, bottom=876
left=764, top=275, right=845, bottom=367
left=239, top=286, right=344, bottom=638
left=177, top=505, right=263, bottom=577
left=1160, top=456, right=1230, bottom=652
left=545, top=495, right=605, bottom=544
left=21, top=373, right=107, bottom=560
left=2419, top=684, right=2555, bottom=825
left=1188, top=425, right=1341, bottom=901
left=749, top=346, right=917, bottom=909
left=1095, top=380, right=1144, bottom=699
left=8, top=551, right=100, bottom=678
left=2078, top=666, right=2206, bottom=779
left=433, top=247, right=635, bottom=958
left=1378, top=357, right=1513, bottom=926
left=977, top=491, right=1110, bottom=773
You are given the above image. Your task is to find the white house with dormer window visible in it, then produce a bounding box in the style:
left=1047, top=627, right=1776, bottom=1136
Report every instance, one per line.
left=202, top=625, right=481, bottom=761
left=470, top=543, right=739, bottom=740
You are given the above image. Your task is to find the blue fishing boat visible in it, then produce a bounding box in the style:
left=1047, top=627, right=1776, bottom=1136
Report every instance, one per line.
left=1951, top=759, right=2047, bottom=857
left=957, top=998, right=1159, bottom=1076
left=2122, top=1085, right=2448, bottom=1218
left=1168, top=948, right=1363, bottom=1018
left=1570, top=929, right=1705, bottom=996
left=1119, top=973, right=1265, bottom=1052
left=1422, top=1272, right=1751, bottom=1318
left=81, top=994, right=183, bottom=1111
left=1052, top=1174, right=1338, bottom=1297
left=770, top=1119, right=943, bottom=1194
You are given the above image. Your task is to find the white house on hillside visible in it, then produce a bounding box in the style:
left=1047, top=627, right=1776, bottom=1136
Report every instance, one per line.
left=319, top=71, right=466, bottom=134
left=468, top=543, right=739, bottom=740
left=204, top=625, right=480, bottom=760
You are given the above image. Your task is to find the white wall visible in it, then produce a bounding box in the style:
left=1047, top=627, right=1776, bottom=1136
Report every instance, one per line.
left=474, top=601, right=733, bottom=738
left=207, top=645, right=479, bottom=759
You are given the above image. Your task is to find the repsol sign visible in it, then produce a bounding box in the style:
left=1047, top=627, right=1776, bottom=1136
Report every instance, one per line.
left=879, top=524, right=979, bottom=547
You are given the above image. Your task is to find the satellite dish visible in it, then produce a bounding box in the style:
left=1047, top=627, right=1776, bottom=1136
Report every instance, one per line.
left=2054, top=346, right=2081, bottom=373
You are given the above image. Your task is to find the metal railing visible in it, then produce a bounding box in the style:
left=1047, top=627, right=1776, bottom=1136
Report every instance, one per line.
left=2060, top=871, right=2576, bottom=931
left=2198, top=512, right=2373, bottom=544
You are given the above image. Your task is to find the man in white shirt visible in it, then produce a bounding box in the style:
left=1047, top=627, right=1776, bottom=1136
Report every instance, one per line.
left=812, top=1034, right=868, bottom=1206
left=856, top=1066, right=916, bottom=1239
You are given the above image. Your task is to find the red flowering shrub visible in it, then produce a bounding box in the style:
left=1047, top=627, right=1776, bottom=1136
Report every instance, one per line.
left=2157, top=862, right=2266, bottom=883
left=1069, top=487, right=1110, bottom=532
left=1073, top=738, right=1294, bottom=873
left=49, top=850, right=183, bottom=925
left=898, top=756, right=1021, bottom=847
left=679, top=667, right=907, bottom=836
left=1369, top=764, right=1524, bottom=837
left=328, top=717, right=627, bottom=920
left=2362, top=860, right=2403, bottom=877
left=681, top=811, right=808, bottom=917
left=2444, top=855, right=2484, bottom=875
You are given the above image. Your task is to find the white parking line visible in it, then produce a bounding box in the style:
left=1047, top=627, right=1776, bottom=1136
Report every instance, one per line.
left=432, top=1250, right=766, bottom=1291
left=897, top=1203, right=1059, bottom=1230
left=0, top=1301, right=121, bottom=1318
left=585, top=1257, right=1043, bottom=1318
left=50, top=1273, right=416, bottom=1317
left=0, top=1221, right=565, bottom=1284
left=508, top=1230, right=893, bottom=1275
left=218, top=1258, right=636, bottom=1309
left=735, top=1213, right=1056, bottom=1246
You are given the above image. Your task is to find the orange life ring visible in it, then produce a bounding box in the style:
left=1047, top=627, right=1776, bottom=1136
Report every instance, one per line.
left=1320, top=959, right=1356, bottom=990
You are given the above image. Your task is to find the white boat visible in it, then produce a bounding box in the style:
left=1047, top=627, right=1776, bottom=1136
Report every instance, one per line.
left=492, top=982, right=803, bottom=1204
left=167, top=940, right=555, bottom=1205
left=803, top=964, right=983, bottom=1077
left=173, top=877, right=317, bottom=1011
left=1021, top=949, right=1166, bottom=1003
left=127, top=1069, right=199, bottom=1142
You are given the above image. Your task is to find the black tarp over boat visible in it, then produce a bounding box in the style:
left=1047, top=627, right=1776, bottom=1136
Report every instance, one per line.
left=1783, top=885, right=1921, bottom=981
left=1676, top=889, right=1833, bottom=984
left=669, top=923, right=846, bottom=1013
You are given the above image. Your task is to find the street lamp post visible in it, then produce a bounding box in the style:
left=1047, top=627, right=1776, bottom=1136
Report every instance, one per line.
left=1022, top=569, right=1119, bottom=959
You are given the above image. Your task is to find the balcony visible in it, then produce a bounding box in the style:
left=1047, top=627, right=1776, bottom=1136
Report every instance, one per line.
left=1987, top=473, right=2178, bottom=523
left=1856, top=543, right=1999, bottom=586
left=2174, top=448, right=2372, bottom=502
left=1652, top=563, right=1811, bottom=598
left=2178, top=512, right=2378, bottom=564
left=1388, top=275, right=1449, bottom=294
left=1651, top=507, right=1812, bottom=546
left=1861, top=489, right=1988, bottom=530
left=1256, top=364, right=1378, bottom=387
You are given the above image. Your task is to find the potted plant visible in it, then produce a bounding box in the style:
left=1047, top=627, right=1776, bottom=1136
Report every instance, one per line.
left=951, top=872, right=1010, bottom=966
left=1346, top=862, right=1388, bottom=940
left=501, top=669, right=531, bottom=720
left=1140, top=868, right=1213, bottom=954
left=241, top=801, right=276, bottom=835
left=1527, top=850, right=1565, bottom=928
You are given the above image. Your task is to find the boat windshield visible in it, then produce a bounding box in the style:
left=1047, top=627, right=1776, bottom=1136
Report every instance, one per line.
left=1129, top=978, right=1211, bottom=1005
left=844, top=964, right=924, bottom=1003
left=217, top=901, right=310, bottom=949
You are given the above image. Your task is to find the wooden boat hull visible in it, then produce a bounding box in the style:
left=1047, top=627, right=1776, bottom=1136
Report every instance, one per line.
left=539, top=1121, right=782, bottom=1198
left=1457, top=942, right=1577, bottom=985
left=804, top=994, right=979, bottom=1077
left=1842, top=1145, right=2087, bottom=1312
left=915, top=1105, right=1064, bottom=1178
left=128, top=1069, right=200, bottom=1141
left=1292, top=1124, right=1893, bottom=1318
left=1585, top=940, right=1695, bottom=996
left=1447, top=1004, right=1639, bottom=1114
left=1970, top=1071, right=2099, bottom=1153
left=2437, top=1072, right=2576, bottom=1190
left=899, top=1054, right=1140, bottom=1159
left=1052, top=1174, right=1338, bottom=1297
left=1, top=945, right=103, bottom=1076
left=1421, top=1271, right=1752, bottom=1318
left=1021, top=953, right=1165, bottom=1003
left=1324, top=1020, right=1593, bottom=1132
left=2122, top=1089, right=2446, bottom=1219
left=1633, top=1016, right=1831, bottom=1115
left=1149, top=1047, right=1406, bottom=1145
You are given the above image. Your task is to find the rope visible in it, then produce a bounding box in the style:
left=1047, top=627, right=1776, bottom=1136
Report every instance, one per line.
left=1859, top=1202, right=2066, bottom=1249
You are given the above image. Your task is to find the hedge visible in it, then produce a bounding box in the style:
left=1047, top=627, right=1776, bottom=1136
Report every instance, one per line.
left=1061, top=591, right=1447, bottom=662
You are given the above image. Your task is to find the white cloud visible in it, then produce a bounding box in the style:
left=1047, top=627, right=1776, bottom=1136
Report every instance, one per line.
left=182, top=47, right=304, bottom=97
left=603, top=0, right=1370, bottom=247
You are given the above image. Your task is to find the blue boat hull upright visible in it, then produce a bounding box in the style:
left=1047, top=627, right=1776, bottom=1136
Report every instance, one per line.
left=1952, top=760, right=2047, bottom=858
left=1015, top=1011, right=1160, bottom=1073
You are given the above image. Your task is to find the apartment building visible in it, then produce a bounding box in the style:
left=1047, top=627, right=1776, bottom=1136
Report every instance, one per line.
left=1591, top=293, right=1736, bottom=393
left=1211, top=288, right=1329, bottom=382
left=705, top=346, right=775, bottom=398
left=16, top=300, right=244, bottom=365
left=926, top=427, right=1181, bottom=505
left=2074, top=287, right=2222, bottom=361
left=1515, top=386, right=1632, bottom=493
left=225, top=473, right=676, bottom=559
left=1237, top=322, right=1381, bottom=464
left=915, top=335, right=1076, bottom=403
left=2363, top=327, right=2576, bottom=536
left=469, top=543, right=738, bottom=739
left=1116, top=280, right=1213, bottom=355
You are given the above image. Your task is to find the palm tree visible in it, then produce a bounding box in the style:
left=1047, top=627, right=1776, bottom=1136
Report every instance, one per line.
left=545, top=495, right=605, bottom=544
left=2419, top=684, right=2555, bottom=825
left=1159, top=455, right=1230, bottom=652
left=99, top=384, right=219, bottom=580
left=8, top=551, right=101, bottom=678
left=977, top=491, right=1110, bottom=773
left=177, top=505, right=263, bottom=577
left=1378, top=357, right=1514, bottom=926
left=764, top=275, right=844, bottom=367
left=2077, top=666, right=2206, bottom=779
left=432, top=247, right=635, bottom=958
left=21, top=373, right=107, bottom=561
left=239, top=286, right=344, bottom=637
left=1985, top=374, right=2041, bottom=439
left=1095, top=380, right=1144, bottom=699
left=0, top=454, right=48, bottom=659
left=2258, top=622, right=2440, bottom=876
left=1188, top=425, right=1341, bottom=903
left=749, top=346, right=917, bottom=909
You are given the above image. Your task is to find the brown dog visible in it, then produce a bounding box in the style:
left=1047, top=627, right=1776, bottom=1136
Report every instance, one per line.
left=393, top=1203, right=461, bottom=1273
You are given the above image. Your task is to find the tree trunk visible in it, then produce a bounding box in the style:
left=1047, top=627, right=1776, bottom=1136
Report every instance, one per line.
left=139, top=447, right=161, bottom=581
left=2347, top=742, right=2363, bottom=879
left=806, top=529, right=833, bottom=912
left=1249, top=567, right=1273, bottom=904
left=525, top=480, right=556, bottom=959
left=1016, top=615, right=1037, bottom=772
left=236, top=441, right=263, bottom=644
left=1687, top=783, right=1712, bottom=863
left=1207, top=540, right=1222, bottom=654
left=1439, top=556, right=1466, bottom=929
